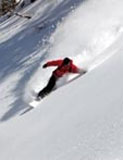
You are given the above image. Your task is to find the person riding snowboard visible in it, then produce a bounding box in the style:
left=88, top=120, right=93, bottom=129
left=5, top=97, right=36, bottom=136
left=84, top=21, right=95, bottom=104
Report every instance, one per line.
left=37, top=57, right=86, bottom=99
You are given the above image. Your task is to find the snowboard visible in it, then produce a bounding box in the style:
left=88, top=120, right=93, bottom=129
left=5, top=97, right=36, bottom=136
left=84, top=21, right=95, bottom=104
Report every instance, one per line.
left=29, top=97, right=43, bottom=108
left=20, top=97, right=44, bottom=115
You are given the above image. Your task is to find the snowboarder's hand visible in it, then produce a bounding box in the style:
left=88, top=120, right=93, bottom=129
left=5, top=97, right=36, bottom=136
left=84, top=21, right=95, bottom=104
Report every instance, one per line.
left=42, top=64, right=47, bottom=68
left=82, top=70, right=87, bottom=74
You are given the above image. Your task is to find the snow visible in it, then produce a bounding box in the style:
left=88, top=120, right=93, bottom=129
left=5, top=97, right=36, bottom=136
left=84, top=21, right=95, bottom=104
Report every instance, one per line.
left=0, top=0, right=123, bottom=160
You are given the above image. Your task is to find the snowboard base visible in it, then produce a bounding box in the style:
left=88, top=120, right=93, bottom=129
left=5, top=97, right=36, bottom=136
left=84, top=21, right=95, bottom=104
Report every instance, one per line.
left=29, top=99, right=42, bottom=108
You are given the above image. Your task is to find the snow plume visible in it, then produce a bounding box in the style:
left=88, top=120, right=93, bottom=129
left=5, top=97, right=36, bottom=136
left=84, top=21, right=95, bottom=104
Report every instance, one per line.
left=48, top=0, right=123, bottom=70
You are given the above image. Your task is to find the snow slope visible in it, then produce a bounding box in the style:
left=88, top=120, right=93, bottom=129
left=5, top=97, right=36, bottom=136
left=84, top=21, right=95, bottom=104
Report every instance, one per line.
left=0, top=0, right=123, bottom=160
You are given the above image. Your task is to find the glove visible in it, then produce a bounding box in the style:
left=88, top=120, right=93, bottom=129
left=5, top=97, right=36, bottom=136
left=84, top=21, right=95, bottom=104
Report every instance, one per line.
left=42, top=64, right=47, bottom=68
left=82, top=70, right=87, bottom=74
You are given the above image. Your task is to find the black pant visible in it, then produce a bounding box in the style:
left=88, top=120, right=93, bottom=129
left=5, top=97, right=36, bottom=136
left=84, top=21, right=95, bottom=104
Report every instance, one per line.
left=37, top=75, right=57, bottom=98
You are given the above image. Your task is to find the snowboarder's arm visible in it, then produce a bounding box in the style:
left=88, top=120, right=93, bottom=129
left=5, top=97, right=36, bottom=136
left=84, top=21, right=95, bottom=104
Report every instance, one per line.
left=43, top=60, right=63, bottom=68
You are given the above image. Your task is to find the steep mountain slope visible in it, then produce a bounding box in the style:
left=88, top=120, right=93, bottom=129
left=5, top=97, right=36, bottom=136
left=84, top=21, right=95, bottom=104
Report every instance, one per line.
left=0, top=0, right=123, bottom=160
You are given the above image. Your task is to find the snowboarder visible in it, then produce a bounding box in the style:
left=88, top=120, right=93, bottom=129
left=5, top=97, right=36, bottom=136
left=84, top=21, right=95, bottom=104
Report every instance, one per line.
left=37, top=57, right=86, bottom=99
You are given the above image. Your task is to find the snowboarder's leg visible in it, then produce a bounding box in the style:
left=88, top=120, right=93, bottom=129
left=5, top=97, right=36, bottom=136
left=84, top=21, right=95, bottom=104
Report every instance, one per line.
left=37, top=75, right=57, bottom=99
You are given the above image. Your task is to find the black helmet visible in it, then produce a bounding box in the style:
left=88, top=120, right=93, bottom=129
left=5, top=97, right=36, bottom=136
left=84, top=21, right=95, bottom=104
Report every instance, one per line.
left=63, top=57, right=71, bottom=65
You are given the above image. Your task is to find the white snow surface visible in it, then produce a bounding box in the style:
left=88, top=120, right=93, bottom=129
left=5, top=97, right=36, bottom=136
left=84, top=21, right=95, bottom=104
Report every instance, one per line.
left=0, top=0, right=123, bottom=160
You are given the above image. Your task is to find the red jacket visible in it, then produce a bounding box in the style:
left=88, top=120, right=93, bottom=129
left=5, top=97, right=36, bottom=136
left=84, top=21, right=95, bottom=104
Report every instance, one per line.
left=45, top=59, right=79, bottom=78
